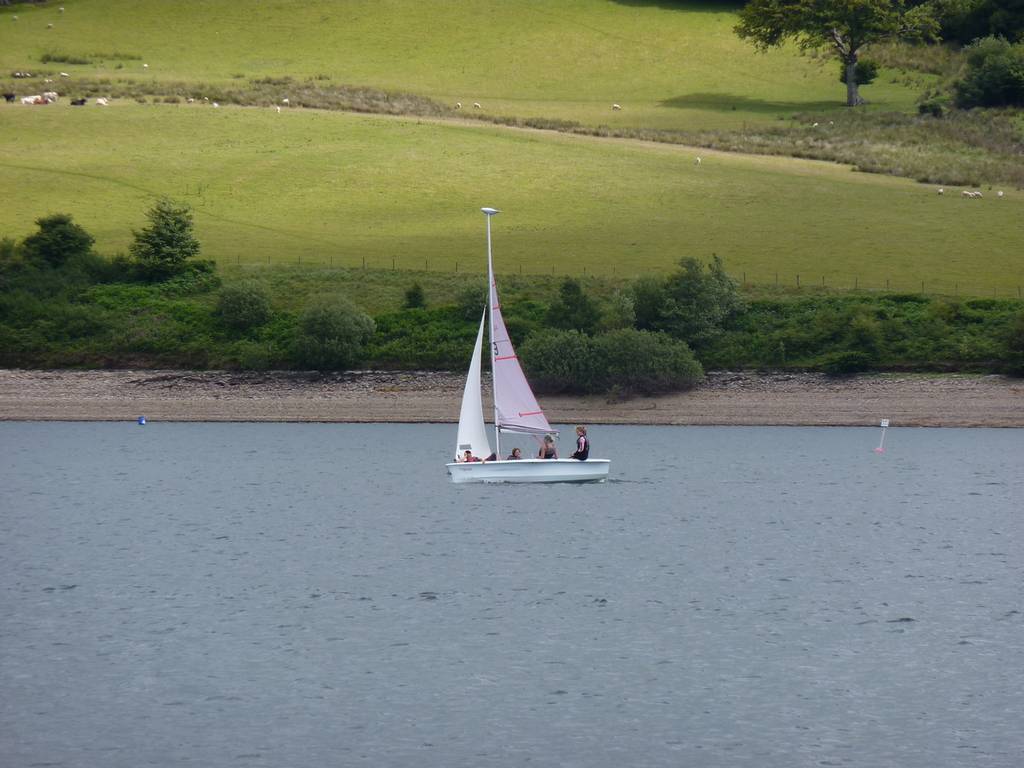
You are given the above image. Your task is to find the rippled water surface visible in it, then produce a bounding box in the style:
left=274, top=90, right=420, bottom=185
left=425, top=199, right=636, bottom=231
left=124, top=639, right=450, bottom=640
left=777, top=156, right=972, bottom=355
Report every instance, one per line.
left=2, top=422, right=1022, bottom=767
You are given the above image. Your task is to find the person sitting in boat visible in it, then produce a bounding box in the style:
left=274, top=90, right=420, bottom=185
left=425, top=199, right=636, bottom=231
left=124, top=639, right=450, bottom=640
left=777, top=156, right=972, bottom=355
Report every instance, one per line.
left=460, top=450, right=482, bottom=463
left=506, top=448, right=522, bottom=460
left=482, top=452, right=497, bottom=462
left=538, top=435, right=557, bottom=459
left=570, top=425, right=590, bottom=461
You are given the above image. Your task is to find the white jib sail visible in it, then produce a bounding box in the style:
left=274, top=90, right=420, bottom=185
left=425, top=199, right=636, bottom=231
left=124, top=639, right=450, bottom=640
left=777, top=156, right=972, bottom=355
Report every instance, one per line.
left=454, top=310, right=493, bottom=460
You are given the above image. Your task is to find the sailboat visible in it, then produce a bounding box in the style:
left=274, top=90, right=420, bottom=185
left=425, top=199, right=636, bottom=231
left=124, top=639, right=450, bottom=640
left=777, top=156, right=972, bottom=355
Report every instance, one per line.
left=446, top=208, right=611, bottom=484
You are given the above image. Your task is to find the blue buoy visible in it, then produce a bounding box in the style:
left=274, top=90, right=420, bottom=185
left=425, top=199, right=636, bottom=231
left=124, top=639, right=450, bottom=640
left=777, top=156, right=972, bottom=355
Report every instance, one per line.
left=137, top=416, right=146, bottom=425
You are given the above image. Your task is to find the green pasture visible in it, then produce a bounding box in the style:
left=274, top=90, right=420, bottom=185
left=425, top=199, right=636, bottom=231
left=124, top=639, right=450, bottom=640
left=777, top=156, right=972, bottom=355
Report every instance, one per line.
left=0, top=0, right=927, bottom=130
left=1, top=103, right=1020, bottom=295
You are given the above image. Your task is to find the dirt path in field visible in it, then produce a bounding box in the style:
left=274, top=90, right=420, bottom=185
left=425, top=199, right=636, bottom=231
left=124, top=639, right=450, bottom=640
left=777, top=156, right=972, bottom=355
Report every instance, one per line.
left=1, top=369, right=1020, bottom=427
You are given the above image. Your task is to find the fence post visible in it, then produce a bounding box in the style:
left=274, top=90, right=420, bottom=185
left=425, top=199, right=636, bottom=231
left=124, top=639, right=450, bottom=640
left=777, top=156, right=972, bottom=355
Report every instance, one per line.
left=921, top=280, right=924, bottom=293
left=821, top=275, right=825, bottom=288
left=796, top=274, right=800, bottom=288
left=775, top=272, right=778, bottom=286
left=362, top=256, right=366, bottom=269
left=392, top=257, right=395, bottom=271
left=886, top=278, right=889, bottom=290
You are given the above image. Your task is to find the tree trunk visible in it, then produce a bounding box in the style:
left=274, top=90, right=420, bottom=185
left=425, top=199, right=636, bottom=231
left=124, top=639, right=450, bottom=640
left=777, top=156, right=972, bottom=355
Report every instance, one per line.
left=845, top=60, right=863, bottom=107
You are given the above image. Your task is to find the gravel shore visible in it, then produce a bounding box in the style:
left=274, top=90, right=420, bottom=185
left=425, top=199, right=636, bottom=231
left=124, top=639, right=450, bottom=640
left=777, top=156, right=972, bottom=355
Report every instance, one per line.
left=1, top=369, right=1021, bottom=426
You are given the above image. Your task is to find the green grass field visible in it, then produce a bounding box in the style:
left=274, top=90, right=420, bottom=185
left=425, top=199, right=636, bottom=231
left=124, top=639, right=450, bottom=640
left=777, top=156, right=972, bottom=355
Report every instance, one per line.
left=0, top=0, right=927, bottom=130
left=1, top=103, right=1019, bottom=295
left=1, top=0, right=1020, bottom=299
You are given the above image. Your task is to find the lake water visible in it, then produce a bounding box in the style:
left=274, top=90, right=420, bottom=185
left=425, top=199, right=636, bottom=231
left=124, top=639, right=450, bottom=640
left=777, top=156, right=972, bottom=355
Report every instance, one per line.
left=1, top=422, right=1022, bottom=767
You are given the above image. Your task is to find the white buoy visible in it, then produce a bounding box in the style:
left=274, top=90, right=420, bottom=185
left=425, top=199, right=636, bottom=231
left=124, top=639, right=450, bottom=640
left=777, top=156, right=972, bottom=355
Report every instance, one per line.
left=874, top=418, right=889, bottom=453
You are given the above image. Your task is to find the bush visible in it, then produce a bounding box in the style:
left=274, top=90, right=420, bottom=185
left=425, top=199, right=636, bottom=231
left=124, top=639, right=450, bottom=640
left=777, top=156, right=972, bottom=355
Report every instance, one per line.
left=291, top=298, right=375, bottom=370
left=521, top=328, right=703, bottom=396
left=520, top=330, right=597, bottom=393
left=822, top=350, right=875, bottom=375
left=545, top=278, right=601, bottom=335
left=217, top=282, right=272, bottom=332
left=638, top=256, right=744, bottom=348
left=1003, top=310, right=1024, bottom=375
left=592, top=329, right=704, bottom=395
left=954, top=37, right=1024, bottom=108
left=455, top=285, right=487, bottom=321
left=403, top=282, right=426, bottom=309
left=21, top=213, right=95, bottom=268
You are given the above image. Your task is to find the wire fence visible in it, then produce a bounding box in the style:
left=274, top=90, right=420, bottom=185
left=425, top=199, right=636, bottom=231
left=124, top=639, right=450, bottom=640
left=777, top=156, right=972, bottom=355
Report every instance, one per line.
left=222, top=253, right=1024, bottom=301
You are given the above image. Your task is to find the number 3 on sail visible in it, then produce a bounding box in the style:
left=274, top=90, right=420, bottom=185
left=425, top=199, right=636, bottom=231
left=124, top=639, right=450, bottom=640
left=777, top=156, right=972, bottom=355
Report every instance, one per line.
left=446, top=208, right=610, bottom=484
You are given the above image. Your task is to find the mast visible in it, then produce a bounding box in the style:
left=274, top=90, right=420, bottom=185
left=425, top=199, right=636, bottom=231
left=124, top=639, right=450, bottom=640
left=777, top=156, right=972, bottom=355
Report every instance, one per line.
left=482, top=207, right=500, bottom=457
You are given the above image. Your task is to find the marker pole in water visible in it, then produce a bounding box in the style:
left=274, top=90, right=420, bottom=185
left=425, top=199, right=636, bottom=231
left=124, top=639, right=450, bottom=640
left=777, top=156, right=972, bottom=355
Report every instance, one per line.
left=874, top=418, right=889, bottom=453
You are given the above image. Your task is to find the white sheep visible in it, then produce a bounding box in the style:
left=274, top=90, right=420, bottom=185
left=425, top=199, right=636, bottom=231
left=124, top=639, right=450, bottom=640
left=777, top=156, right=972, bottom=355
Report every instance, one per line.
left=455, top=102, right=462, bottom=109
left=937, top=188, right=944, bottom=195
left=473, top=102, right=481, bottom=109
left=276, top=105, right=281, bottom=113
left=212, top=102, right=219, bottom=108
left=95, top=97, right=108, bottom=106
left=612, top=103, right=621, bottom=110
left=961, top=190, right=972, bottom=198
left=187, top=97, right=195, bottom=103
left=60, top=72, right=70, bottom=78
left=143, top=63, right=149, bottom=69
left=281, top=98, right=289, bottom=105
left=997, top=190, right=1004, bottom=198
left=695, top=157, right=702, bottom=166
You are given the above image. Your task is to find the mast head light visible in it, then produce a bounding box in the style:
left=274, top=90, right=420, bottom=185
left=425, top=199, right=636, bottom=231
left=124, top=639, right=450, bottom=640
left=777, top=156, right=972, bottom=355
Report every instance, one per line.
left=481, top=207, right=500, bottom=216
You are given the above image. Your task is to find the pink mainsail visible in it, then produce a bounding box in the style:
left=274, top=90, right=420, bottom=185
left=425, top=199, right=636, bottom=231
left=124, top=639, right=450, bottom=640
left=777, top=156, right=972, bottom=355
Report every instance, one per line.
left=488, top=250, right=553, bottom=437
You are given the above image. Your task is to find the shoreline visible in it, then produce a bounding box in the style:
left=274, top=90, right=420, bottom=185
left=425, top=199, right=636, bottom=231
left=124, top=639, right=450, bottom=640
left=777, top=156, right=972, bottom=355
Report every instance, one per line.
left=0, top=369, right=1021, bottom=427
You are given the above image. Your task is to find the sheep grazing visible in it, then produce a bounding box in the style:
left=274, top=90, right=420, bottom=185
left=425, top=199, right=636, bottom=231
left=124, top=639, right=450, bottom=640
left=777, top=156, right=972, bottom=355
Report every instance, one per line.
left=47, top=23, right=53, bottom=29
left=60, top=72, right=70, bottom=78
left=59, top=7, right=65, bottom=12
left=281, top=98, right=289, bottom=105
left=143, top=64, right=149, bottom=69
left=455, top=102, right=462, bottom=109
left=612, top=103, right=622, bottom=110
left=275, top=105, right=281, bottom=113
left=186, top=97, right=195, bottom=103
left=42, top=91, right=58, bottom=102
left=473, top=102, right=481, bottom=109
left=70, top=98, right=86, bottom=106
left=937, top=188, right=944, bottom=195
left=212, top=102, right=219, bottom=108
left=997, top=190, right=1004, bottom=198
left=812, top=122, right=819, bottom=127
left=695, top=157, right=702, bottom=166
left=3, top=93, right=15, bottom=103
left=95, top=97, right=108, bottom=106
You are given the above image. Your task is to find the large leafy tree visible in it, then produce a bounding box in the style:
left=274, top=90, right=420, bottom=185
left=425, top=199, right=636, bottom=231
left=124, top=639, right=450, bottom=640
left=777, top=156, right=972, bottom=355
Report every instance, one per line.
left=735, top=0, right=940, bottom=106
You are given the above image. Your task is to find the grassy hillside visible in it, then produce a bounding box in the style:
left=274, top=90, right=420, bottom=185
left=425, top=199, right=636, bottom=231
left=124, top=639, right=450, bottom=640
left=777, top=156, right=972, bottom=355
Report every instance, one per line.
left=0, top=0, right=927, bottom=130
left=1, top=103, right=1021, bottom=295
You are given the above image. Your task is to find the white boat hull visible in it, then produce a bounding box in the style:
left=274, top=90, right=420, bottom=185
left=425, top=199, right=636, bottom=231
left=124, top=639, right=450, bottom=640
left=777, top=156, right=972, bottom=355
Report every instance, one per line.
left=446, top=458, right=610, bottom=484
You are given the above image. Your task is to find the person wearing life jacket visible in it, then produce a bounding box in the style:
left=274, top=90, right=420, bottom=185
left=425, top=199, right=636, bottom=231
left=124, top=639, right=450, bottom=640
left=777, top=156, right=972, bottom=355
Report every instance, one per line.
left=570, top=425, right=589, bottom=460
left=538, top=434, right=558, bottom=459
